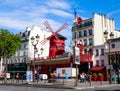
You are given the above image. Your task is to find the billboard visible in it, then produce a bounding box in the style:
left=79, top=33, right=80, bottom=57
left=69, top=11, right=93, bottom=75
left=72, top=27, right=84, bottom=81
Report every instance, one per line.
left=26, top=71, right=33, bottom=81
left=73, top=46, right=80, bottom=64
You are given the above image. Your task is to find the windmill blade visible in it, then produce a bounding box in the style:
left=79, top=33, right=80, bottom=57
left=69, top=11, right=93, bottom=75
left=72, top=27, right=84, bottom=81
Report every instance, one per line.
left=40, top=38, right=48, bottom=45
left=43, top=20, right=54, bottom=33
left=54, top=35, right=59, bottom=40
left=55, top=23, right=68, bottom=34
left=40, top=35, right=53, bottom=45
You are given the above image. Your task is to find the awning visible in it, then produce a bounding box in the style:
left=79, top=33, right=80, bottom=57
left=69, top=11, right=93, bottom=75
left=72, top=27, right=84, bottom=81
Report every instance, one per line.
left=81, top=60, right=93, bottom=63
left=90, top=66, right=106, bottom=71
left=34, top=57, right=70, bottom=65
left=80, top=54, right=93, bottom=63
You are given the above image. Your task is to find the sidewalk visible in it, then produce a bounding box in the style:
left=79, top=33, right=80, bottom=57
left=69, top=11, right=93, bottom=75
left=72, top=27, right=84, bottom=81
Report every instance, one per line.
left=0, top=79, right=120, bottom=90
left=28, top=79, right=120, bottom=90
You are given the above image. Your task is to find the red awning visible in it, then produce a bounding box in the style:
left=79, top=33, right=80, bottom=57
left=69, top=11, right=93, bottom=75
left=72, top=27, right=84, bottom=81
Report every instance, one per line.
left=80, top=54, right=93, bottom=63
left=90, top=66, right=106, bottom=71
left=81, top=60, right=92, bottom=63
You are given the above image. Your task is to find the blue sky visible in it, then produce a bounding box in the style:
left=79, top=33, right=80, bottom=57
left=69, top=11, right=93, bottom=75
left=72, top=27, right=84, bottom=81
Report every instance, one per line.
left=0, top=0, right=120, bottom=49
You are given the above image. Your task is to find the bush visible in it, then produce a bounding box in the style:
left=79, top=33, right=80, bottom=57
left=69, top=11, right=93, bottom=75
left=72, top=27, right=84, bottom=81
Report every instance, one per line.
left=93, top=73, right=97, bottom=76
left=98, top=73, right=103, bottom=76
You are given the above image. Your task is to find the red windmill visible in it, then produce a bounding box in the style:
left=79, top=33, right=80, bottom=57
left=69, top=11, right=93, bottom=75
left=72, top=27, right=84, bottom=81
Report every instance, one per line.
left=40, top=20, right=68, bottom=58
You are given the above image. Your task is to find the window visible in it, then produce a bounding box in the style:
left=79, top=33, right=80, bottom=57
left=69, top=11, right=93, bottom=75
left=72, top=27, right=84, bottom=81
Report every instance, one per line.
left=78, top=24, right=82, bottom=28
left=101, top=49, right=104, bottom=55
left=18, top=51, right=20, bottom=56
left=96, top=60, right=99, bottom=66
left=78, top=31, right=82, bottom=37
left=88, top=29, right=93, bottom=35
left=89, top=48, right=93, bottom=54
left=73, top=32, right=76, bottom=39
left=10, top=60, right=12, bottom=64
left=18, top=58, right=20, bottom=63
left=84, top=39, right=87, bottom=46
left=24, top=58, right=26, bottom=63
left=89, top=38, right=93, bottom=45
left=95, top=49, right=99, bottom=56
left=24, top=44, right=27, bottom=49
left=101, top=60, right=104, bottom=66
left=76, top=31, right=79, bottom=38
left=83, top=30, right=87, bottom=36
left=84, top=49, right=87, bottom=54
left=24, top=51, right=26, bottom=55
left=88, top=20, right=92, bottom=26
left=111, top=43, right=115, bottom=48
left=72, top=32, right=76, bottom=38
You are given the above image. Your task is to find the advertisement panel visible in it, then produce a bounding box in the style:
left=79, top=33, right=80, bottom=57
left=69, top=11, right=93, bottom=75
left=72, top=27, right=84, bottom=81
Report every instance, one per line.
left=56, top=67, right=77, bottom=77
left=26, top=71, right=33, bottom=81
left=73, top=46, right=80, bottom=64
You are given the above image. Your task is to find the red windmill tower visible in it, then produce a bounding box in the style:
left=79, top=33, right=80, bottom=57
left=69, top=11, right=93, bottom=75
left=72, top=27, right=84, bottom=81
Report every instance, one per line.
left=40, top=20, right=68, bottom=58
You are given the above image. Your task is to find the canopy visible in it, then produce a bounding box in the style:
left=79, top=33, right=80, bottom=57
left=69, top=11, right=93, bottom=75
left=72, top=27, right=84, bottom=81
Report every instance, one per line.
left=90, top=66, right=106, bottom=71
left=80, top=54, right=93, bottom=63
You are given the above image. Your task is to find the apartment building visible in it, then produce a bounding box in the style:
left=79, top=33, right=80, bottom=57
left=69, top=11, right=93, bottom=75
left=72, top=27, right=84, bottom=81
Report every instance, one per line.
left=7, top=25, right=51, bottom=77
left=71, top=13, right=120, bottom=67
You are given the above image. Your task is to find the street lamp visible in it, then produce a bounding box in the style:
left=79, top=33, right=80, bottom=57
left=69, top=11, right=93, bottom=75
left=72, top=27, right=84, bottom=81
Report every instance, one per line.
left=31, top=34, right=40, bottom=82
left=87, top=50, right=90, bottom=70
left=103, top=30, right=114, bottom=84
left=87, top=49, right=92, bottom=86
left=73, top=41, right=80, bottom=87
left=115, top=52, right=120, bottom=84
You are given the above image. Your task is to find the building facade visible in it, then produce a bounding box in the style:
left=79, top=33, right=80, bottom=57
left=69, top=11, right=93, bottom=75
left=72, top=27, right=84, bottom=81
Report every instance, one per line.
left=71, top=13, right=120, bottom=68
left=6, top=25, right=51, bottom=78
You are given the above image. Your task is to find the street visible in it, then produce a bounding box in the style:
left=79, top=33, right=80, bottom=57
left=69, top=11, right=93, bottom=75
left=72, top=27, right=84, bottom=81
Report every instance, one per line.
left=0, top=85, right=120, bottom=91
left=0, top=85, right=64, bottom=91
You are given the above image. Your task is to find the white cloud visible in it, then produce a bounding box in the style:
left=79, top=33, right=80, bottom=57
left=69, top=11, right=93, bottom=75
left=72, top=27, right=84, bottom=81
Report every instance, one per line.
left=0, top=0, right=80, bottom=47
left=46, top=0, right=70, bottom=9
left=107, top=9, right=120, bottom=17
left=0, top=17, right=32, bottom=30
left=1, top=0, right=31, bottom=7
left=49, top=9, right=73, bottom=18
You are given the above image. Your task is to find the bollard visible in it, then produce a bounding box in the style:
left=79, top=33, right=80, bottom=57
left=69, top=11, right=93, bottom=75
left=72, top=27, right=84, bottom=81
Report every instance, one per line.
left=89, top=75, right=92, bottom=86
left=4, top=76, right=7, bottom=84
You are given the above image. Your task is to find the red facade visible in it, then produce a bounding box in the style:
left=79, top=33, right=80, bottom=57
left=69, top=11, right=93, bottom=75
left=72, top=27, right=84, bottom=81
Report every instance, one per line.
left=33, top=37, right=94, bottom=76
left=49, top=35, right=66, bottom=58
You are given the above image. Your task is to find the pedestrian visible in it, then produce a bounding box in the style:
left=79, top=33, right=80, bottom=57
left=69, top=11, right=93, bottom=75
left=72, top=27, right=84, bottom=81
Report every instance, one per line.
left=65, top=73, right=69, bottom=80
left=53, top=71, right=57, bottom=79
left=16, top=73, right=19, bottom=84
left=58, top=73, right=60, bottom=79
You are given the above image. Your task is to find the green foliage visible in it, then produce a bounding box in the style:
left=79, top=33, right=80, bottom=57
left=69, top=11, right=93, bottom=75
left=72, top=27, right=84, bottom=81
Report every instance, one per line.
left=0, top=29, right=22, bottom=58
left=98, top=73, right=103, bottom=76
left=93, top=73, right=97, bottom=76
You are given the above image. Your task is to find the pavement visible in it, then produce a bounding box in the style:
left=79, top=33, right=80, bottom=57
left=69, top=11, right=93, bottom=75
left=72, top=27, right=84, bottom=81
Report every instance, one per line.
left=0, top=79, right=120, bottom=90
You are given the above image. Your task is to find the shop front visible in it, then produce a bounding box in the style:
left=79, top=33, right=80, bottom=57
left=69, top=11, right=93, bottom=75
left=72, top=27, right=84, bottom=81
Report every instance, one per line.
left=7, top=63, right=27, bottom=79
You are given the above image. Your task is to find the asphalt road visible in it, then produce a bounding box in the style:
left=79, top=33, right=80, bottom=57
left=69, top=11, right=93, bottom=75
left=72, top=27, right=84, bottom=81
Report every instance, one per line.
left=0, top=85, right=64, bottom=91
left=0, top=85, right=120, bottom=91
left=74, top=85, right=120, bottom=91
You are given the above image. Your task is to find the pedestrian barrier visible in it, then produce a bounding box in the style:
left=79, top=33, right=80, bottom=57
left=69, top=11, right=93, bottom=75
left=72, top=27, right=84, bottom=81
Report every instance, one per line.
left=0, top=78, right=118, bottom=89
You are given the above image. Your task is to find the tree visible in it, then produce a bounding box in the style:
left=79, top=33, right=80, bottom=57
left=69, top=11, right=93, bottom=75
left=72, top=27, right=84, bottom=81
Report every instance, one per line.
left=0, top=29, right=22, bottom=60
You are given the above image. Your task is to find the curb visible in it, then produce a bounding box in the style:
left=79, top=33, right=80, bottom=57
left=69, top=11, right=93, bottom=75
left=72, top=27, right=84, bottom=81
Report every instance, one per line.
left=74, top=84, right=120, bottom=90
left=0, top=83, right=120, bottom=90
left=0, top=83, right=74, bottom=89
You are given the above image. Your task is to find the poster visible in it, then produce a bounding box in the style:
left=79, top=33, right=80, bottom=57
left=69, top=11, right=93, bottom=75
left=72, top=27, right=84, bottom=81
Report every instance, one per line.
left=26, top=71, right=33, bottom=81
